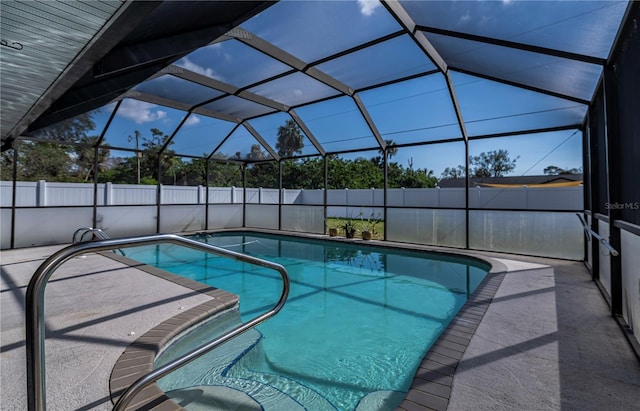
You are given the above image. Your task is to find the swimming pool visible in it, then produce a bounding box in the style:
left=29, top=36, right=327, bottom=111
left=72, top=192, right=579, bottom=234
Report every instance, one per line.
left=124, top=232, right=489, bottom=410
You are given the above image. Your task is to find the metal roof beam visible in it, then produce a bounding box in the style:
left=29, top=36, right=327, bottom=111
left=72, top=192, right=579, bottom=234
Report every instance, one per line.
left=382, top=1, right=447, bottom=73
left=288, top=109, right=326, bottom=157
left=445, top=75, right=468, bottom=143
left=120, top=90, right=192, bottom=112
left=417, top=25, right=607, bottom=66
left=243, top=121, right=280, bottom=161
left=606, top=0, right=638, bottom=65
left=382, top=0, right=467, bottom=143
left=452, top=67, right=591, bottom=106
left=467, top=124, right=582, bottom=141
left=170, top=64, right=289, bottom=113
left=223, top=28, right=305, bottom=71
left=305, top=67, right=354, bottom=96
left=207, top=123, right=242, bottom=160
left=173, top=67, right=240, bottom=95
left=191, top=107, right=241, bottom=124
left=231, top=27, right=354, bottom=96
left=159, top=114, right=191, bottom=155
left=353, top=93, right=386, bottom=150
left=310, top=30, right=406, bottom=66
left=237, top=90, right=289, bottom=112
left=354, top=69, right=440, bottom=94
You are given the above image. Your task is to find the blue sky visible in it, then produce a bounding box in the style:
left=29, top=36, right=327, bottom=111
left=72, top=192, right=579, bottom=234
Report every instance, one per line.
left=75, top=0, right=627, bottom=179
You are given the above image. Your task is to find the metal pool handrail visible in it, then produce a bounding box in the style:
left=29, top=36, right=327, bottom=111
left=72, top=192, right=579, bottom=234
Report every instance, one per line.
left=72, top=227, right=102, bottom=244
left=576, top=213, right=619, bottom=256
left=71, top=227, right=126, bottom=256
left=25, top=234, right=290, bottom=411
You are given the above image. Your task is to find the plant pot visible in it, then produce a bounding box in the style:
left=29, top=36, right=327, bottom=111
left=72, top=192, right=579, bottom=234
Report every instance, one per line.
left=361, top=230, right=372, bottom=240
left=329, top=228, right=338, bottom=237
left=345, top=228, right=356, bottom=239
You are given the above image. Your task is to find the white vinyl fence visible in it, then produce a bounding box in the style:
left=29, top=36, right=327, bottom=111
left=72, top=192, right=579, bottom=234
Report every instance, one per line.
left=1, top=181, right=584, bottom=258
left=1, top=181, right=583, bottom=210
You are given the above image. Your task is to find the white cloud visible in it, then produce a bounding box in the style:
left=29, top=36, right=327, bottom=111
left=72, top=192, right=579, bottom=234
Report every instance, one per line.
left=177, top=57, right=217, bottom=79
left=118, top=100, right=167, bottom=124
left=459, top=10, right=471, bottom=24
left=185, top=115, right=201, bottom=127
left=206, top=43, right=232, bottom=64
left=357, top=0, right=380, bottom=16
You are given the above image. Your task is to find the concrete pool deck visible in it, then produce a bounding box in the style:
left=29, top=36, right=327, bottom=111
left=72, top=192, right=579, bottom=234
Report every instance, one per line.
left=1, top=241, right=639, bottom=410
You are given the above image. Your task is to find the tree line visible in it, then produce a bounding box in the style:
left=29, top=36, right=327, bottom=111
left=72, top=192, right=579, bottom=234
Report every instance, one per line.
left=1, top=114, right=579, bottom=187
left=1, top=116, right=438, bottom=188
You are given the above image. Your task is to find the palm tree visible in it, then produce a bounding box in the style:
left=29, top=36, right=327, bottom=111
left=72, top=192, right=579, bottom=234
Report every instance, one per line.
left=247, top=144, right=268, bottom=160
left=75, top=136, right=109, bottom=181
left=384, top=139, right=397, bottom=159
left=276, top=119, right=304, bottom=158
left=372, top=139, right=398, bottom=168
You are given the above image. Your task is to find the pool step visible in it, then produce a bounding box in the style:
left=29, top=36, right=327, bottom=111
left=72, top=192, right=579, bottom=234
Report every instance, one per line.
left=157, top=324, right=264, bottom=389
left=226, top=371, right=337, bottom=411
left=355, top=390, right=407, bottom=411
left=159, top=317, right=334, bottom=410
left=167, top=379, right=305, bottom=411
left=167, top=372, right=333, bottom=410
left=224, top=341, right=337, bottom=411
left=166, top=385, right=262, bottom=410
left=162, top=328, right=307, bottom=410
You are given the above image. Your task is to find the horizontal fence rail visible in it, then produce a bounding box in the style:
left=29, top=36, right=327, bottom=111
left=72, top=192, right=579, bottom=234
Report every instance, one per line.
left=1, top=180, right=583, bottom=210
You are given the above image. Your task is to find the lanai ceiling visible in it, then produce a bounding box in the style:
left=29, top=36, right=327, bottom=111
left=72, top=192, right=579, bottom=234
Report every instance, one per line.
left=1, top=0, right=631, bottom=162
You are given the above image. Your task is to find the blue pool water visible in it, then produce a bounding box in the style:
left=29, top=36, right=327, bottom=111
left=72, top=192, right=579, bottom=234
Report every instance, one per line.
left=124, top=233, right=489, bottom=410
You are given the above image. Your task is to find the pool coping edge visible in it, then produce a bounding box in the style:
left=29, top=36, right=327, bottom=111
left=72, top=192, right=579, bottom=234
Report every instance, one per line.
left=397, top=270, right=506, bottom=411
left=103, top=232, right=509, bottom=411
left=104, top=252, right=239, bottom=411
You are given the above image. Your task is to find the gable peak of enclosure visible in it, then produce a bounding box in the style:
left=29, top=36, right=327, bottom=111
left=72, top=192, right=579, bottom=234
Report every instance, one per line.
left=4, top=0, right=630, bottom=162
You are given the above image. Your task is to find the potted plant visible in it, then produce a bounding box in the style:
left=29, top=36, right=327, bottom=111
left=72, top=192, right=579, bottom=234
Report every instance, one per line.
left=360, top=211, right=381, bottom=240
left=324, top=218, right=338, bottom=237
left=325, top=218, right=339, bottom=237
left=343, top=216, right=358, bottom=239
